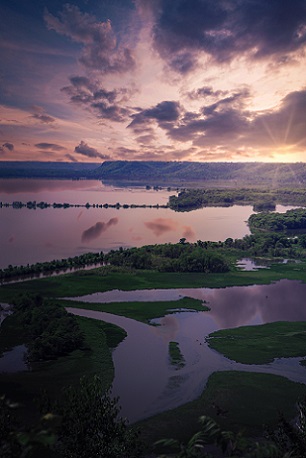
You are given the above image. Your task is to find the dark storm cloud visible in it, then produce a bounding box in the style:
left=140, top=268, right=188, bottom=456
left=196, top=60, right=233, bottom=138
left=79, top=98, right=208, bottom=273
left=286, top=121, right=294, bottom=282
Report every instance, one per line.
left=62, top=76, right=132, bottom=122
left=128, top=100, right=181, bottom=130
left=167, top=87, right=306, bottom=153
left=81, top=218, right=119, bottom=243
left=248, top=89, right=306, bottom=148
left=149, top=0, right=306, bottom=72
left=35, top=142, right=66, bottom=151
left=44, top=4, right=136, bottom=73
left=74, top=140, right=110, bottom=159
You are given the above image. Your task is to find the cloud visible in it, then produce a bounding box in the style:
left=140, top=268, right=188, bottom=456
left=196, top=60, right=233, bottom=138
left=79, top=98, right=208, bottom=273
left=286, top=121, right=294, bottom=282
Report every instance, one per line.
left=61, top=76, right=133, bottom=122
left=81, top=218, right=119, bottom=242
left=65, top=153, right=78, bottom=162
left=148, top=0, right=306, bottom=72
left=166, top=87, right=306, bottom=155
left=0, top=142, right=14, bottom=153
left=74, top=140, right=110, bottom=159
left=44, top=4, right=136, bottom=73
left=187, top=86, right=228, bottom=100
left=128, top=100, right=181, bottom=131
left=35, top=142, right=66, bottom=151
left=144, top=218, right=178, bottom=237
left=30, top=106, right=55, bottom=124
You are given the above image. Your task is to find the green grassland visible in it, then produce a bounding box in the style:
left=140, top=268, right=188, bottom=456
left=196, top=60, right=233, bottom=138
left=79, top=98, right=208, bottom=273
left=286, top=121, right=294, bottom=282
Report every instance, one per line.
left=61, top=297, right=208, bottom=324
left=207, top=321, right=306, bottom=364
left=138, top=371, right=306, bottom=447
left=1, top=260, right=306, bottom=304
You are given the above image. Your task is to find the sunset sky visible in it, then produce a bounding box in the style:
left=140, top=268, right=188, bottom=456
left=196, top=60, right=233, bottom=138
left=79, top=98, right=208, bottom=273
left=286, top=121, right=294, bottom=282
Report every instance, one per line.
left=1, top=0, right=306, bottom=163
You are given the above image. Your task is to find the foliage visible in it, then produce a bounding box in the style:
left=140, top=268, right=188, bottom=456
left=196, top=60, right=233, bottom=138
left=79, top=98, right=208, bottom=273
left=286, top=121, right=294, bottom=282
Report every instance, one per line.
left=0, top=377, right=143, bottom=458
left=168, top=188, right=306, bottom=212
left=0, top=251, right=104, bottom=282
left=105, top=243, right=230, bottom=274
left=155, top=399, right=306, bottom=457
left=3, top=295, right=84, bottom=362
left=207, top=321, right=306, bottom=364
left=249, top=208, right=306, bottom=233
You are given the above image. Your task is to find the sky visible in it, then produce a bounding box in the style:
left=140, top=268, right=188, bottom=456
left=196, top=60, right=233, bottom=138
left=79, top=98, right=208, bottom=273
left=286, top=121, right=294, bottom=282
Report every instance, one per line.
left=1, top=0, right=306, bottom=163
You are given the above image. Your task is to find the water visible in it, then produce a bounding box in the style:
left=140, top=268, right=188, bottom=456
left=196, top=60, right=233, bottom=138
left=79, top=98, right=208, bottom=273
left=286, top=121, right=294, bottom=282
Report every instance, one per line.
left=66, top=279, right=306, bottom=422
left=0, top=178, right=298, bottom=269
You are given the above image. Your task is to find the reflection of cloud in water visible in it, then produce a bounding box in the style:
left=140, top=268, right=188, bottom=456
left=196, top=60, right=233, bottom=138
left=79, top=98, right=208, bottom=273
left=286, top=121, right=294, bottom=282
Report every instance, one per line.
left=204, top=280, right=306, bottom=329
left=81, top=218, right=118, bottom=242
left=182, top=225, right=195, bottom=240
left=144, top=218, right=178, bottom=237
left=153, top=315, right=179, bottom=342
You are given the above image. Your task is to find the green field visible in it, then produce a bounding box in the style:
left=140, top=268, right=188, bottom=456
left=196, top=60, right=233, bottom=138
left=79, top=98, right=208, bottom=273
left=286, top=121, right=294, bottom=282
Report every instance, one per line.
left=207, top=321, right=306, bottom=364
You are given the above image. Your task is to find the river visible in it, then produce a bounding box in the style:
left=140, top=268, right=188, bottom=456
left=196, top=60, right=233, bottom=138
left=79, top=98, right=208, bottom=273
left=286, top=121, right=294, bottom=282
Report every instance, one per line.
left=66, top=279, right=306, bottom=422
left=0, top=178, right=296, bottom=269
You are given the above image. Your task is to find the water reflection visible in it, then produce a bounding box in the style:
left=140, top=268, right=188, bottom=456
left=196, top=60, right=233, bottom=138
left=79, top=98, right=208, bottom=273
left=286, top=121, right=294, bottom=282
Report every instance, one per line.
left=69, top=279, right=306, bottom=330
left=81, top=218, right=119, bottom=242
left=0, top=345, right=28, bottom=373
left=144, top=218, right=178, bottom=236
left=67, top=299, right=306, bottom=422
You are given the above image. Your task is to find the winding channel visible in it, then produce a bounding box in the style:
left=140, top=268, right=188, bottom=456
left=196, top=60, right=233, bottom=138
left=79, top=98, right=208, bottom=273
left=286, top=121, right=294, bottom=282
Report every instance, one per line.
left=66, top=279, right=306, bottom=423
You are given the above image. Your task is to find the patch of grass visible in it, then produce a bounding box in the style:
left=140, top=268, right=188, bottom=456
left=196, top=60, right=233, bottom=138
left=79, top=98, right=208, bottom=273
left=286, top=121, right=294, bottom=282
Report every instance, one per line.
left=1, top=261, right=306, bottom=304
left=60, top=297, right=208, bottom=324
left=138, top=371, right=306, bottom=448
left=169, top=342, right=185, bottom=369
left=207, top=321, right=306, bottom=364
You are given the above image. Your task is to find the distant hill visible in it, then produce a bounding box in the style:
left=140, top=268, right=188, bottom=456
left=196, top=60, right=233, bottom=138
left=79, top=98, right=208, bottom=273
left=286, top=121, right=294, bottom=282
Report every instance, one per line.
left=1, top=160, right=306, bottom=188
left=0, top=161, right=100, bottom=179
left=91, top=161, right=306, bottom=188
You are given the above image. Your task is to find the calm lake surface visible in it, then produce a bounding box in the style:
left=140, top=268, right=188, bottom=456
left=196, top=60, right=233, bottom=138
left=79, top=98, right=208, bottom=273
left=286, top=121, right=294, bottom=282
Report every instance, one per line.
left=0, top=179, right=296, bottom=269
left=67, top=279, right=306, bottom=422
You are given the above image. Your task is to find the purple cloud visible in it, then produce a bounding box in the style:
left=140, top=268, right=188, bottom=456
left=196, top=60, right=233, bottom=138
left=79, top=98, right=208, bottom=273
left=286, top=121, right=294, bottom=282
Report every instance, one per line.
left=44, top=4, right=136, bottom=73
left=82, top=218, right=119, bottom=242
left=75, top=141, right=110, bottom=159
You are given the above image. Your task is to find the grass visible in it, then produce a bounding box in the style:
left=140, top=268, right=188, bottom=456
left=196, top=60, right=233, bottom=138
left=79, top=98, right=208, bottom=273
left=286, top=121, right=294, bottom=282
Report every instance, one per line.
left=0, top=315, right=126, bottom=424
left=207, top=321, right=306, bottom=364
left=1, top=261, right=306, bottom=304
left=169, top=342, right=185, bottom=369
left=138, top=371, right=306, bottom=449
left=60, top=297, right=208, bottom=324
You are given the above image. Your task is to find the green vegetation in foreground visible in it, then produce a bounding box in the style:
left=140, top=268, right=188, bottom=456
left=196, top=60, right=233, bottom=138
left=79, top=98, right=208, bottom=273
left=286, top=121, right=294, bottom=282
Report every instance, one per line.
left=62, top=297, right=208, bottom=324
left=0, top=313, right=126, bottom=422
left=207, top=321, right=306, bottom=364
left=138, top=371, right=306, bottom=447
left=169, top=342, right=185, bottom=369
left=1, top=261, right=306, bottom=304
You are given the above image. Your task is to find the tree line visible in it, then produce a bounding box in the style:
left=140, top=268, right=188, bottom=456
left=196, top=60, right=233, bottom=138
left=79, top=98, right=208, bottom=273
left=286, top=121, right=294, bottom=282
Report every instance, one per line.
left=0, top=201, right=167, bottom=210
left=249, top=208, right=306, bottom=232
left=168, top=188, right=306, bottom=211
